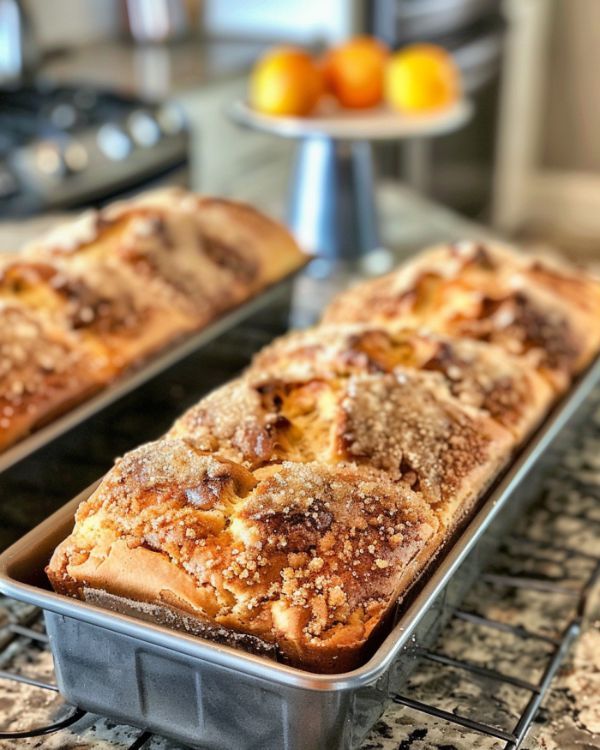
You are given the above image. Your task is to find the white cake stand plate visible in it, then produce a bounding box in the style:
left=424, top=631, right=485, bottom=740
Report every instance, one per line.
left=230, top=99, right=472, bottom=141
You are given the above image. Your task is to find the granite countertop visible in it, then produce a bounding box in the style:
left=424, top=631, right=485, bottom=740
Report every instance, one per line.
left=40, top=36, right=273, bottom=100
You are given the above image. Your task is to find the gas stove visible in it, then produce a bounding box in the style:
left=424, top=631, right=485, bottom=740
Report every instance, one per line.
left=0, top=81, right=189, bottom=217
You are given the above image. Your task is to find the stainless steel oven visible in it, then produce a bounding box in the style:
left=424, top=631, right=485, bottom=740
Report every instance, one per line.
left=0, top=81, right=189, bottom=218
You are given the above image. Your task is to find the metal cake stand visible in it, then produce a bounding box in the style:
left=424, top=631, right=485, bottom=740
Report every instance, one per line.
left=230, top=99, right=473, bottom=264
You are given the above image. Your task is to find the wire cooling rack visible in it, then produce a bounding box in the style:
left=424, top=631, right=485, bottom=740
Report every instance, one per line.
left=393, top=534, right=599, bottom=749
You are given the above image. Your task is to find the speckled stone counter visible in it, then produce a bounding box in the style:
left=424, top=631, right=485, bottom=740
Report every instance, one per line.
left=0, top=390, right=598, bottom=750
left=41, top=36, right=272, bottom=100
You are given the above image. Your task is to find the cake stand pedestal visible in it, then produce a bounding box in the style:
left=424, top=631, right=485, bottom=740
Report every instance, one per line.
left=230, top=100, right=472, bottom=266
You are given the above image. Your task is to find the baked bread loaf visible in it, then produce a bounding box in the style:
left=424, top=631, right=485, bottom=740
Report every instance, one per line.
left=47, top=239, right=600, bottom=673
left=0, top=188, right=304, bottom=452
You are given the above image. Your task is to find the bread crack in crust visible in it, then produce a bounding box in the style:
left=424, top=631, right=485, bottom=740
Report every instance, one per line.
left=0, top=188, right=304, bottom=452
left=169, top=376, right=341, bottom=467
left=46, top=237, right=600, bottom=673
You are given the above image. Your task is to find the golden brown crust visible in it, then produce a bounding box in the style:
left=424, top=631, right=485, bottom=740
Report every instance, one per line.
left=323, top=241, right=600, bottom=390
left=47, top=439, right=438, bottom=672
left=193, top=195, right=305, bottom=290
left=0, top=188, right=305, bottom=452
left=24, top=189, right=303, bottom=301
left=335, top=372, right=512, bottom=529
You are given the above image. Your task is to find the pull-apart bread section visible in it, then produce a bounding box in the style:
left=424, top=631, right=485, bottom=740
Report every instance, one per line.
left=250, top=324, right=554, bottom=442
left=0, top=254, right=192, bottom=375
left=47, top=439, right=439, bottom=672
left=323, top=241, right=600, bottom=391
left=168, top=368, right=513, bottom=534
left=21, top=188, right=303, bottom=364
left=47, top=238, right=600, bottom=673
left=0, top=188, right=304, bottom=452
left=23, top=189, right=302, bottom=312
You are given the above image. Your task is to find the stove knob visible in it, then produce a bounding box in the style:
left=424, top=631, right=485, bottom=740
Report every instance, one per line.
left=34, top=141, right=65, bottom=177
left=64, top=140, right=89, bottom=172
left=97, top=123, right=132, bottom=160
left=128, top=110, right=161, bottom=147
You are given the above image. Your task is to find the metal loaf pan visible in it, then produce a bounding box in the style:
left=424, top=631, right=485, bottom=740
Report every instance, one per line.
left=1, top=356, right=599, bottom=750
left=0, top=268, right=302, bottom=475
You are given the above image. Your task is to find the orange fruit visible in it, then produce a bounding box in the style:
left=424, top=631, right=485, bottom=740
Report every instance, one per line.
left=323, top=36, right=389, bottom=109
left=385, top=44, right=460, bottom=113
left=249, top=46, right=323, bottom=117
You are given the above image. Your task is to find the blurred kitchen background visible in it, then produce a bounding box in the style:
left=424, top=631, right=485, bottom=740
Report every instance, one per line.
left=0, top=0, right=598, bottom=259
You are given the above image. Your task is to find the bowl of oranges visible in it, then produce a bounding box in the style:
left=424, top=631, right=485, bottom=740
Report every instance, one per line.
left=231, top=37, right=471, bottom=141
